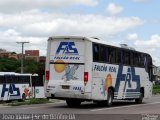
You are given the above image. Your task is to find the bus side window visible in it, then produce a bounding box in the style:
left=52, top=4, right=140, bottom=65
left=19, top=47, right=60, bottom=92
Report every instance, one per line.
left=15, top=76, right=18, bottom=83
left=32, top=76, right=35, bottom=86
left=116, top=49, right=122, bottom=64
left=17, top=76, right=20, bottom=84
left=140, top=54, right=145, bottom=67
left=11, top=75, right=15, bottom=84
left=20, top=76, right=23, bottom=83
left=23, top=76, right=28, bottom=84
left=144, top=55, right=148, bottom=72
left=5, top=75, right=10, bottom=84
left=130, top=52, right=134, bottom=66
left=0, top=75, right=5, bottom=83
left=138, top=53, right=141, bottom=66
left=99, top=45, right=108, bottom=63
left=123, top=50, right=130, bottom=65
left=147, top=55, right=153, bottom=81
left=24, top=76, right=26, bottom=83
left=22, top=76, right=24, bottom=83
left=134, top=52, right=140, bottom=66
left=108, top=47, right=116, bottom=64
left=27, top=76, right=30, bottom=84
left=93, top=43, right=99, bottom=62
left=0, top=76, right=2, bottom=84
left=18, top=75, right=22, bottom=84
left=32, top=76, right=43, bottom=86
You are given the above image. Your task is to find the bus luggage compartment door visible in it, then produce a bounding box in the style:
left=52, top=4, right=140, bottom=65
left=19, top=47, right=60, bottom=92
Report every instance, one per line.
left=49, top=63, right=85, bottom=95
left=92, top=78, right=106, bottom=100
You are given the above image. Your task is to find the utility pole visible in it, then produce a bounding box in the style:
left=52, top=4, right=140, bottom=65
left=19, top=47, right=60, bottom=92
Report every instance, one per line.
left=17, top=41, right=30, bottom=73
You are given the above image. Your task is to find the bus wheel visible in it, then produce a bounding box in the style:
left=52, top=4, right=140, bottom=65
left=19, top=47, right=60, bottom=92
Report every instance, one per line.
left=135, top=89, right=144, bottom=104
left=66, top=99, right=81, bottom=107
left=106, top=89, right=113, bottom=107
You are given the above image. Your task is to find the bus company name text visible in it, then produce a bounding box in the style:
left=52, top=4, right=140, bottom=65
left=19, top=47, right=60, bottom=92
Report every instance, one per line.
left=94, top=64, right=117, bottom=72
left=54, top=56, right=80, bottom=60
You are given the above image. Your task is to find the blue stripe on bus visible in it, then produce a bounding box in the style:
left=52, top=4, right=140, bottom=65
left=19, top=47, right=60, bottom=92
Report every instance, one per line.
left=115, top=65, right=140, bottom=93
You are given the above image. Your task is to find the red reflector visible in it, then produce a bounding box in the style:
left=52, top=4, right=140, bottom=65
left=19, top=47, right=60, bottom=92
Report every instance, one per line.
left=84, top=72, right=88, bottom=83
left=46, top=71, right=50, bottom=81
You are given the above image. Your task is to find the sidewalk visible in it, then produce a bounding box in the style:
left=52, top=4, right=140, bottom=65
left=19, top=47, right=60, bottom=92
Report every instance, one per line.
left=152, top=94, right=160, bottom=97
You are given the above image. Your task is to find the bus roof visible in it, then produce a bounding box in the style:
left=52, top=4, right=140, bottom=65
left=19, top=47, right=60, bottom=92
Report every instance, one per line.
left=0, top=72, right=35, bottom=76
left=0, top=72, right=16, bottom=75
left=48, top=36, right=135, bottom=50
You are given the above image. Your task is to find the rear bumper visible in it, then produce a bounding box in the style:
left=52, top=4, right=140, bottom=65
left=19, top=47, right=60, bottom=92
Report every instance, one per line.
left=48, top=91, right=91, bottom=100
left=54, top=91, right=86, bottom=99
left=46, top=82, right=91, bottom=100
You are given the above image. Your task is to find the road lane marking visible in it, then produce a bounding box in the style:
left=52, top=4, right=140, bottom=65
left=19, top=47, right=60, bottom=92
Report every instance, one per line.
left=91, top=102, right=160, bottom=112
left=20, top=106, right=45, bottom=110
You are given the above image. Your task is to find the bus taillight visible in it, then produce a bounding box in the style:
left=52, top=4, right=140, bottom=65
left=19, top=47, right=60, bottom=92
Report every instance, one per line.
left=46, top=71, right=50, bottom=81
left=84, top=72, right=88, bottom=85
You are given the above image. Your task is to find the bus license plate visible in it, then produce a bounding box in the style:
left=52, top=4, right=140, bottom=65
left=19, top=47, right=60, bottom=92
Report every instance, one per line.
left=62, top=85, right=70, bottom=89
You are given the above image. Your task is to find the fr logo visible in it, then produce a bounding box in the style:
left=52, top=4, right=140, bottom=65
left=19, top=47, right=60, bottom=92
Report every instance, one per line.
left=56, top=42, right=78, bottom=54
left=115, top=66, right=140, bottom=93
left=1, top=84, right=20, bottom=98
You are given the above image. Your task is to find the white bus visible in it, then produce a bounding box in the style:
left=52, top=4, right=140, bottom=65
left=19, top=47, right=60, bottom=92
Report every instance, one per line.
left=45, top=36, right=153, bottom=107
left=0, top=72, right=45, bottom=101
left=0, top=72, right=31, bottom=101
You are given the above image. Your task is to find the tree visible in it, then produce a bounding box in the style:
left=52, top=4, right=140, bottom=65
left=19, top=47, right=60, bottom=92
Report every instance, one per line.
left=0, top=58, right=45, bottom=76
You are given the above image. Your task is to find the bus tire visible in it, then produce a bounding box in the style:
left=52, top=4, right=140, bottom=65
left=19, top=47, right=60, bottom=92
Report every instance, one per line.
left=106, top=89, right=113, bottom=107
left=135, top=89, right=144, bottom=104
left=66, top=99, right=81, bottom=107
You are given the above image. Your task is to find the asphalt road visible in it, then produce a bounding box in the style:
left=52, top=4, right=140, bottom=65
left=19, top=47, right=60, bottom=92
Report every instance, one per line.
left=1, top=96, right=160, bottom=120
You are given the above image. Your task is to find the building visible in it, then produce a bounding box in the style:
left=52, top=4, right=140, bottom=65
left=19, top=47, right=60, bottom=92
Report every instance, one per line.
left=0, top=51, right=10, bottom=58
left=0, top=49, right=44, bottom=62
left=8, top=53, right=18, bottom=59
left=0, top=51, right=18, bottom=59
left=39, top=56, right=46, bottom=63
left=25, top=50, right=39, bottom=62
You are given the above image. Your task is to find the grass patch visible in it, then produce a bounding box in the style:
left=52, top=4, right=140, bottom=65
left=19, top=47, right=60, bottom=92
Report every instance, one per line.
left=29, top=98, right=49, bottom=104
left=8, top=98, right=49, bottom=106
left=153, top=85, right=160, bottom=94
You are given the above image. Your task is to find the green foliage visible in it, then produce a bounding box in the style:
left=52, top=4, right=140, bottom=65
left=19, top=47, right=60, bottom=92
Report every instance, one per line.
left=0, top=58, right=21, bottom=72
left=8, top=98, right=49, bottom=106
left=153, top=85, right=160, bottom=89
left=24, top=60, right=39, bottom=74
left=153, top=85, right=160, bottom=94
left=29, top=98, right=49, bottom=104
left=0, top=58, right=45, bottom=75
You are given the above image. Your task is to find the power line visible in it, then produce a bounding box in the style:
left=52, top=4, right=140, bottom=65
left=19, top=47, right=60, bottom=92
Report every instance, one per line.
left=16, top=41, right=30, bottom=73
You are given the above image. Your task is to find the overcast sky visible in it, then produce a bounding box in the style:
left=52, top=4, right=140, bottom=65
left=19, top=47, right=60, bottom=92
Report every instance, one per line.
left=0, top=0, right=160, bottom=65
